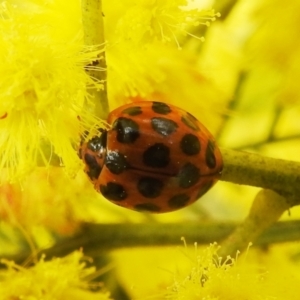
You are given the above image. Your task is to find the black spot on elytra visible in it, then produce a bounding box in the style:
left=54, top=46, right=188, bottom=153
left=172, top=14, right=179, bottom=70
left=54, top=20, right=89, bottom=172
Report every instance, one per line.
left=180, top=134, right=201, bottom=156
left=100, top=182, right=127, bottom=201
left=205, top=140, right=217, bottom=169
left=178, top=163, right=200, bottom=188
left=105, top=151, right=129, bottom=174
left=84, top=153, right=102, bottom=179
left=112, top=117, right=140, bottom=143
left=196, top=181, right=214, bottom=199
left=134, top=203, right=161, bottom=212
left=181, top=113, right=200, bottom=131
left=152, top=102, right=171, bottom=114
left=168, top=194, right=190, bottom=209
left=87, top=131, right=107, bottom=152
left=122, top=106, right=142, bottom=116
left=137, top=177, right=164, bottom=198
left=151, top=117, right=178, bottom=136
left=143, top=143, right=170, bottom=168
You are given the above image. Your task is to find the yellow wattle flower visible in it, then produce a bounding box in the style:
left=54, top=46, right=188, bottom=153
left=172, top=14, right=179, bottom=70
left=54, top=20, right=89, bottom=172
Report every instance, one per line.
left=104, top=0, right=219, bottom=47
left=167, top=243, right=300, bottom=300
left=0, top=2, right=101, bottom=183
left=0, top=251, right=111, bottom=300
left=104, top=0, right=221, bottom=112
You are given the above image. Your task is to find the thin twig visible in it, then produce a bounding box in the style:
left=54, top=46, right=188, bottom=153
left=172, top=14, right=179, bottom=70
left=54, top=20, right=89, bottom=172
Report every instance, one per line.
left=81, top=0, right=109, bottom=119
left=218, top=189, right=294, bottom=258
left=2, top=220, right=300, bottom=264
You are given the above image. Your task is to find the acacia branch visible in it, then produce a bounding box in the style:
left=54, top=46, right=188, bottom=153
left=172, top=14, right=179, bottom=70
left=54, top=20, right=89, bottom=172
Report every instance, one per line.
left=2, top=220, right=300, bottom=264
left=220, top=148, right=300, bottom=198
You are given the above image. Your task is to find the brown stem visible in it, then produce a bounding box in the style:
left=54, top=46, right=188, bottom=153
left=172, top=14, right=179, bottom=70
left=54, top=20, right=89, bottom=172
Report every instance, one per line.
left=3, top=220, right=300, bottom=265
left=220, top=148, right=300, bottom=197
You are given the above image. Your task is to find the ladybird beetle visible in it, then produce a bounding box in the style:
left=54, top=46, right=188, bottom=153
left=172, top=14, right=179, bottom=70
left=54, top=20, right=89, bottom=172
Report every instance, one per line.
left=79, top=101, right=223, bottom=213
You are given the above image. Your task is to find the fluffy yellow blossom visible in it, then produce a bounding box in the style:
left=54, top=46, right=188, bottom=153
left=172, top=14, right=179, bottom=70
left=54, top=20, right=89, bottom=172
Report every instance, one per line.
left=166, top=243, right=300, bottom=300
left=104, top=0, right=218, bottom=47
left=0, top=251, right=111, bottom=300
left=104, top=0, right=221, bottom=106
left=0, top=1, right=101, bottom=182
